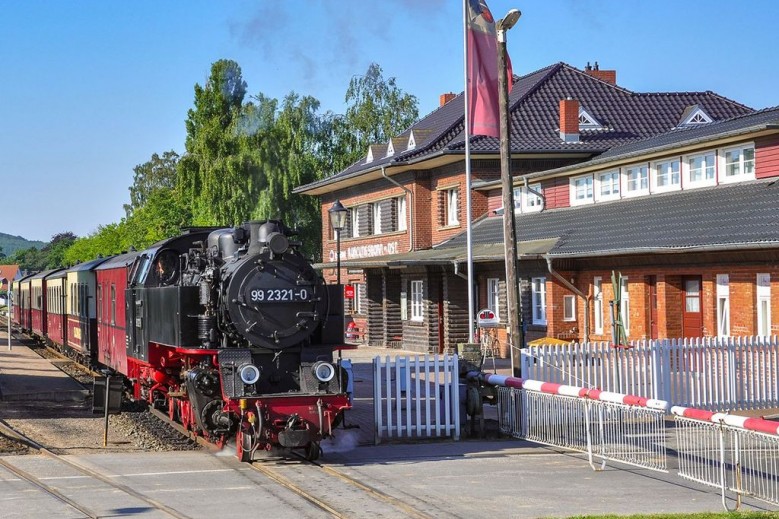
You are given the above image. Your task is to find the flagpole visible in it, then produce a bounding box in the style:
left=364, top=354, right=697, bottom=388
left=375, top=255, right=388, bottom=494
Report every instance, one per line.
left=463, top=0, right=475, bottom=344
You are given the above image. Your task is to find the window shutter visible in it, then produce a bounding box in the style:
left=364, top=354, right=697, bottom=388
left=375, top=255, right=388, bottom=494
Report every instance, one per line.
left=380, top=199, right=394, bottom=232
left=358, top=205, right=371, bottom=237
left=437, top=191, right=445, bottom=226
left=343, top=210, right=352, bottom=238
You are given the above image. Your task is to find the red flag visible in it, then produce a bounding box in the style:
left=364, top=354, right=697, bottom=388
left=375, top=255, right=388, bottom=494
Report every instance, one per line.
left=466, top=0, right=512, bottom=138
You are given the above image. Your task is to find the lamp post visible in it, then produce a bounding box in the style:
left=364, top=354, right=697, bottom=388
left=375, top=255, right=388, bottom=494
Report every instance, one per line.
left=328, top=200, right=348, bottom=287
left=497, top=9, right=523, bottom=377
left=328, top=200, right=348, bottom=346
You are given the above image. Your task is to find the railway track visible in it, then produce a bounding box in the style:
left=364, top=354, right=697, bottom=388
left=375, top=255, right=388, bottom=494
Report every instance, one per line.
left=0, top=419, right=192, bottom=519
left=249, top=457, right=435, bottom=519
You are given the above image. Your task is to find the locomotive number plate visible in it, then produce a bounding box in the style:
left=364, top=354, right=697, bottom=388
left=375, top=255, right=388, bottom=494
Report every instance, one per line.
left=249, top=288, right=311, bottom=303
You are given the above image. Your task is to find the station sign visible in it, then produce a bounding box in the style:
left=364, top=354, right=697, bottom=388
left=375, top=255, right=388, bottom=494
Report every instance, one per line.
left=344, top=284, right=355, bottom=299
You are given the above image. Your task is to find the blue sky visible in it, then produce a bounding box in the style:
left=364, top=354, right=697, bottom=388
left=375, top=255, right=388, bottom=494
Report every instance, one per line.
left=2, top=0, right=777, bottom=242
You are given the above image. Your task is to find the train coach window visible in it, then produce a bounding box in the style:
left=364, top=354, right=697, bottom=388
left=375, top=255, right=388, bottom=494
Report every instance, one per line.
left=111, top=285, right=116, bottom=325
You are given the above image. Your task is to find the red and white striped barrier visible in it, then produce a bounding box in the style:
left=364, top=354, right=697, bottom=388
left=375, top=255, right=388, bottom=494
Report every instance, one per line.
left=672, top=406, right=779, bottom=436
left=479, top=373, right=669, bottom=411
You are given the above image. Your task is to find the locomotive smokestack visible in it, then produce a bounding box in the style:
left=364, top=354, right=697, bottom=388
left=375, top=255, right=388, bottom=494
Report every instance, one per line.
left=246, top=221, right=265, bottom=256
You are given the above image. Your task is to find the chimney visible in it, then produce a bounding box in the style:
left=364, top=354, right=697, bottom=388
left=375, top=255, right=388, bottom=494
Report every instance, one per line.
left=439, top=92, right=456, bottom=107
left=583, top=61, right=617, bottom=85
left=559, top=98, right=580, bottom=143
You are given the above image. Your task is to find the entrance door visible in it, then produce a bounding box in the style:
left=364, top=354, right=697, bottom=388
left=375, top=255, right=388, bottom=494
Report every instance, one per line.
left=647, top=276, right=658, bottom=339
left=682, top=276, right=703, bottom=338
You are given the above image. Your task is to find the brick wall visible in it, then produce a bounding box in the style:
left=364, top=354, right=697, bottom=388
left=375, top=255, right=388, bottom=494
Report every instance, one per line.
left=557, top=264, right=779, bottom=343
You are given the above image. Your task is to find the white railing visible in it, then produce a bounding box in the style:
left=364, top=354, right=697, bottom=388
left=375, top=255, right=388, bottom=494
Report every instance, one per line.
left=373, top=355, right=460, bottom=444
left=485, top=373, right=779, bottom=511
left=673, top=406, right=779, bottom=510
left=488, top=375, right=669, bottom=473
left=520, top=337, right=779, bottom=411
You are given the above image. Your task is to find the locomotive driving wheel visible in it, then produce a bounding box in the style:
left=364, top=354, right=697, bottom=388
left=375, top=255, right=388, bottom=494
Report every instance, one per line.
left=237, top=429, right=253, bottom=462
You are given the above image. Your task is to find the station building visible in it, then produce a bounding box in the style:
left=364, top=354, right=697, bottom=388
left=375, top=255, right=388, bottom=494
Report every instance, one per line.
left=294, top=62, right=778, bottom=355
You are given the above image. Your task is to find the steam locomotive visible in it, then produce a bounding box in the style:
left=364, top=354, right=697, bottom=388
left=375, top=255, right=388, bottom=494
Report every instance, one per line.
left=12, top=220, right=351, bottom=461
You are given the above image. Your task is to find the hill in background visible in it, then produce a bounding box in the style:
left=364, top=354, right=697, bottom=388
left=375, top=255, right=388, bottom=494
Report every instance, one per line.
left=0, top=232, right=46, bottom=256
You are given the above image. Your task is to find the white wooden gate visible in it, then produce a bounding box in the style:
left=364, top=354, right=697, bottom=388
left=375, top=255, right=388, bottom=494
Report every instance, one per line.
left=373, top=354, right=461, bottom=444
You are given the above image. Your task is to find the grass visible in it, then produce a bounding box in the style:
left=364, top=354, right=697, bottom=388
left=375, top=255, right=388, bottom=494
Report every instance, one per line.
left=563, top=513, right=777, bottom=519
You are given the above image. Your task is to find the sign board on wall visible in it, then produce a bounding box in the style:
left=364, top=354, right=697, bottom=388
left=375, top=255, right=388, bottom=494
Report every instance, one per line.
left=344, top=285, right=355, bottom=299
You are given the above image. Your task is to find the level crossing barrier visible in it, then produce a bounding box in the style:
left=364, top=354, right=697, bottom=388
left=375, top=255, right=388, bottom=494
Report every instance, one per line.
left=672, top=406, right=779, bottom=510
left=484, top=374, right=669, bottom=472
left=483, top=372, right=779, bottom=512
left=373, top=354, right=460, bottom=444
left=520, top=336, right=779, bottom=412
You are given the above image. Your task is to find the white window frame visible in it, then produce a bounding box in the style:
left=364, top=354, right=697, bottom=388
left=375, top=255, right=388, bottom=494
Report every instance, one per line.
left=595, top=170, right=620, bottom=202
left=523, top=183, right=543, bottom=213
left=446, top=188, right=459, bottom=226
left=410, top=280, right=424, bottom=322
left=620, top=277, right=630, bottom=336
left=757, top=273, right=771, bottom=337
left=570, top=174, right=594, bottom=206
left=531, top=277, right=547, bottom=325
left=512, top=187, right=522, bottom=213
left=720, top=144, right=756, bottom=184
left=684, top=151, right=717, bottom=188
left=593, top=276, right=604, bottom=334
left=623, top=164, right=649, bottom=197
left=350, top=207, right=360, bottom=238
left=372, top=203, right=382, bottom=235
left=397, top=196, right=407, bottom=231
left=652, top=158, right=681, bottom=193
left=716, top=274, right=730, bottom=338
left=353, top=283, right=365, bottom=315
left=487, top=278, right=500, bottom=320
left=563, top=294, right=576, bottom=321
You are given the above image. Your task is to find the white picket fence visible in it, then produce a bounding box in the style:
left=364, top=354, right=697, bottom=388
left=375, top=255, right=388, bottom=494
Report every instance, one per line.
left=520, top=337, right=779, bottom=411
left=373, top=355, right=461, bottom=444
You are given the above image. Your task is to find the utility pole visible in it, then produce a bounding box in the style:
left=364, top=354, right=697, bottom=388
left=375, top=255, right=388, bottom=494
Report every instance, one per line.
left=497, top=10, right=524, bottom=377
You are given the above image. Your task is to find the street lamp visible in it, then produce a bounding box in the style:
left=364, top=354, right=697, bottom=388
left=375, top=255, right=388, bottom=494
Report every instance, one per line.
left=328, top=200, right=348, bottom=287
left=497, top=8, right=523, bottom=377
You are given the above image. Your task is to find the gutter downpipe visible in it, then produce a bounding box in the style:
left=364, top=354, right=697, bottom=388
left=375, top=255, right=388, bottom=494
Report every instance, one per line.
left=381, top=166, right=413, bottom=253
left=545, top=256, right=590, bottom=342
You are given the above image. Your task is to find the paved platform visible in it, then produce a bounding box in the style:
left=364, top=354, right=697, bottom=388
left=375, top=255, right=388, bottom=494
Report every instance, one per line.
left=0, top=330, right=89, bottom=403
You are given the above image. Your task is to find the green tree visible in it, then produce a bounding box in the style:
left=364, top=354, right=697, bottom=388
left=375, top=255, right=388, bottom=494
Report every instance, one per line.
left=339, top=63, right=419, bottom=168
left=43, top=232, right=77, bottom=268
left=178, top=59, right=250, bottom=226
left=124, top=151, right=180, bottom=216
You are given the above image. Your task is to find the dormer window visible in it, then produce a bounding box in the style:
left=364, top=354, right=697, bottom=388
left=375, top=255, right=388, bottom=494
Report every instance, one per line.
left=407, top=133, right=417, bottom=150
left=386, top=137, right=406, bottom=158
left=366, top=144, right=387, bottom=164
left=578, top=107, right=603, bottom=130
left=679, top=105, right=713, bottom=127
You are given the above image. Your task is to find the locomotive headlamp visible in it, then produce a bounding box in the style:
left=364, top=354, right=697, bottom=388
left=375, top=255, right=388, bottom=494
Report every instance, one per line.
left=311, top=361, right=336, bottom=383
left=267, top=232, right=289, bottom=255
left=239, top=364, right=261, bottom=385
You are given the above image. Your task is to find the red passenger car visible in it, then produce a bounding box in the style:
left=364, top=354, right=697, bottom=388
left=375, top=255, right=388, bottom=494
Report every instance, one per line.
left=95, top=252, right=139, bottom=374
left=44, top=269, right=67, bottom=349
left=11, top=273, right=33, bottom=330
left=30, top=270, right=56, bottom=337
left=66, top=258, right=109, bottom=362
